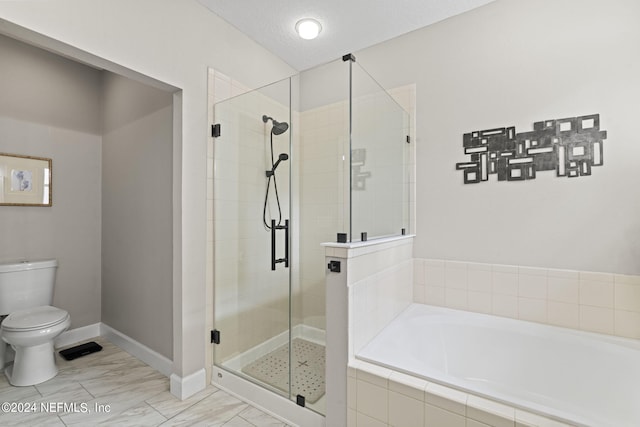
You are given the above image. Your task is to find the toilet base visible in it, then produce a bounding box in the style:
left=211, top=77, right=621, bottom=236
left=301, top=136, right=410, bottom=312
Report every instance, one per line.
left=5, top=341, right=58, bottom=386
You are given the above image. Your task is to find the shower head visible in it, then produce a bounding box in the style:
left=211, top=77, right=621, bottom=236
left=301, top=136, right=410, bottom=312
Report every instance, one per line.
left=262, top=115, right=289, bottom=135
left=271, top=120, right=289, bottom=135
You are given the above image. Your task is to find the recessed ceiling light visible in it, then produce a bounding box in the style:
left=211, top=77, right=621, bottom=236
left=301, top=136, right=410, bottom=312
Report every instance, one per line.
left=295, top=18, right=322, bottom=40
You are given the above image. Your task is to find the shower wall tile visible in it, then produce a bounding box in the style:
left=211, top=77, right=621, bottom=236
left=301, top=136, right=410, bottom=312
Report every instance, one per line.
left=415, top=258, right=640, bottom=340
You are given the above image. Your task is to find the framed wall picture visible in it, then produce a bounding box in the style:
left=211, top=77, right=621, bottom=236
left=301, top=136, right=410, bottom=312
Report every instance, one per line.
left=0, top=153, right=52, bottom=206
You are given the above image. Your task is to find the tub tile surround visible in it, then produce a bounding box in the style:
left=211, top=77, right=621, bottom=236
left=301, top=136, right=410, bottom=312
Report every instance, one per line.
left=347, top=253, right=640, bottom=426
left=348, top=360, right=573, bottom=427
left=414, top=259, right=640, bottom=340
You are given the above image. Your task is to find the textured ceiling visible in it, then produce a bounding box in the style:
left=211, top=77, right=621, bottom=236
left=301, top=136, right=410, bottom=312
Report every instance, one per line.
left=198, top=0, right=496, bottom=71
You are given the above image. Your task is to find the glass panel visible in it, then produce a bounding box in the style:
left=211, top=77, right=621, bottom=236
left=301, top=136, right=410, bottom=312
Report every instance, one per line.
left=212, top=56, right=410, bottom=416
left=287, top=59, right=349, bottom=413
left=213, top=78, right=292, bottom=399
left=351, top=62, right=410, bottom=240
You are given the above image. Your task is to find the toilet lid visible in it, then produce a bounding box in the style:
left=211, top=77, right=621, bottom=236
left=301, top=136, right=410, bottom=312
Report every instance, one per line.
left=2, top=305, right=69, bottom=332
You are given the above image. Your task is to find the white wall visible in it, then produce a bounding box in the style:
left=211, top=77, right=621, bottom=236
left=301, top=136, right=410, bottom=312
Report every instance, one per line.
left=0, top=0, right=295, bottom=391
left=356, top=0, right=640, bottom=275
left=0, top=34, right=102, bottom=328
left=101, top=72, right=174, bottom=359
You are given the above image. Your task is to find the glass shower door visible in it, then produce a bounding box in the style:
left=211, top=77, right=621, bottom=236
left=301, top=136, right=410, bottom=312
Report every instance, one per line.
left=212, top=78, right=293, bottom=400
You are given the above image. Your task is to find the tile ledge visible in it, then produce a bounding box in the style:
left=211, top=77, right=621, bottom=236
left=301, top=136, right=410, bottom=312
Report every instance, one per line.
left=322, top=235, right=414, bottom=257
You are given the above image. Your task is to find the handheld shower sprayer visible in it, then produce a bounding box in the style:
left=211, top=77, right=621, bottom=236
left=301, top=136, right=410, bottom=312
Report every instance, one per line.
left=266, top=153, right=289, bottom=177
left=262, top=114, right=290, bottom=230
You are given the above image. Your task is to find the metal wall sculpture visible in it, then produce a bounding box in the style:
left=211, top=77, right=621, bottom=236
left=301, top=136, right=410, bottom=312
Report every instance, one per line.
left=456, top=114, right=607, bottom=184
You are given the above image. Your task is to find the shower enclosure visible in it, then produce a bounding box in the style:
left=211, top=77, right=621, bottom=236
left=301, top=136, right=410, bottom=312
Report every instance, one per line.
left=211, top=55, right=411, bottom=419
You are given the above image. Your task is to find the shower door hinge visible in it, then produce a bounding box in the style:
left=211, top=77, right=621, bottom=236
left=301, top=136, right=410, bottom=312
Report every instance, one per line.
left=211, top=123, right=221, bottom=138
left=328, top=260, right=341, bottom=273
left=406, top=135, right=411, bottom=144
left=211, top=329, right=220, bottom=344
left=342, top=53, right=356, bottom=62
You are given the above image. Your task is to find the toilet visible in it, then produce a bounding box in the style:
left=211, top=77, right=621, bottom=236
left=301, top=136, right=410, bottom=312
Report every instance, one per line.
left=0, top=259, right=70, bottom=386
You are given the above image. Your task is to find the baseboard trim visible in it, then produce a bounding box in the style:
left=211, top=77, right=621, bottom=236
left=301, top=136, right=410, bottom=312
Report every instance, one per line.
left=55, top=323, right=101, bottom=349
left=170, top=368, right=206, bottom=400
left=100, top=323, right=173, bottom=377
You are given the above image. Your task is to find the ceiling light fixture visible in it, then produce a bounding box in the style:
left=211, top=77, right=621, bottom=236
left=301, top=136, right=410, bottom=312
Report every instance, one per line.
left=295, top=18, right=322, bottom=40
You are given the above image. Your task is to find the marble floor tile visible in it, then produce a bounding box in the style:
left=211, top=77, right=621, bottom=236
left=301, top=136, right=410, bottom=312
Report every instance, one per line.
left=158, top=389, right=248, bottom=426
left=237, top=406, right=288, bottom=426
left=96, top=401, right=168, bottom=426
left=145, top=383, right=219, bottom=419
left=0, top=336, right=302, bottom=426
left=222, top=415, right=254, bottom=427
left=0, top=411, right=66, bottom=427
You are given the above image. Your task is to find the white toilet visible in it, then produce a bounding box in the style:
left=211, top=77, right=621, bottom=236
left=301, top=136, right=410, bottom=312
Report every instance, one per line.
left=0, top=259, right=70, bottom=386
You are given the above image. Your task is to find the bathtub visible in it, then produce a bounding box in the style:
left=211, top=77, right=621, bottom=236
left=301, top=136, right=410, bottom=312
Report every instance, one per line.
left=356, top=303, right=640, bottom=427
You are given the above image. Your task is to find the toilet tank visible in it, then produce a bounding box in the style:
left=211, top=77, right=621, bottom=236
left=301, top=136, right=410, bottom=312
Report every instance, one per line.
left=0, top=259, right=58, bottom=315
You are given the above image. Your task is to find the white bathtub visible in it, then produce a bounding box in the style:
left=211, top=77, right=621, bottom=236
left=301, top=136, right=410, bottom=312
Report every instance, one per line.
left=356, top=303, right=640, bottom=427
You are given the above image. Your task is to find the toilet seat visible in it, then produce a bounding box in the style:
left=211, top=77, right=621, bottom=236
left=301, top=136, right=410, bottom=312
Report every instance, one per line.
left=2, top=305, right=69, bottom=332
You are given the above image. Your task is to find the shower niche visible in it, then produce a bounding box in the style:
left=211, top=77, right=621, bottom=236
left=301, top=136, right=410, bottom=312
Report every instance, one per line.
left=209, top=55, right=411, bottom=422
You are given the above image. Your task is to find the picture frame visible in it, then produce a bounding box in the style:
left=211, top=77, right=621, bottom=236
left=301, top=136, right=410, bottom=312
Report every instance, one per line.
left=0, top=153, right=52, bottom=206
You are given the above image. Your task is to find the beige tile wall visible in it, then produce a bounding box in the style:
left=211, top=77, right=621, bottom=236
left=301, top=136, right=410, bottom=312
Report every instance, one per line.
left=414, top=258, right=640, bottom=340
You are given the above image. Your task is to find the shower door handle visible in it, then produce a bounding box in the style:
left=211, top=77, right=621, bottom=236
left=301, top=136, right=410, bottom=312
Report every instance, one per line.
left=271, top=219, right=289, bottom=271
